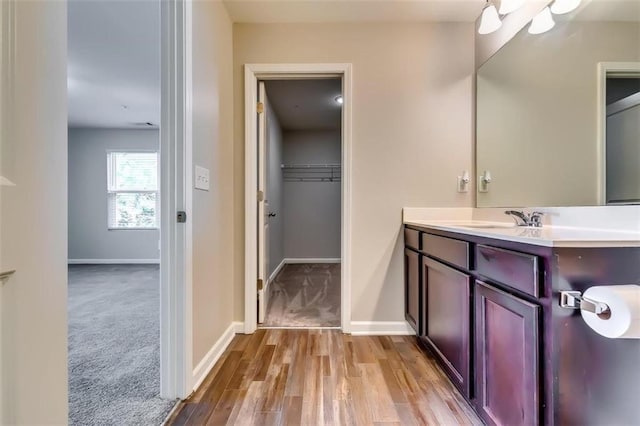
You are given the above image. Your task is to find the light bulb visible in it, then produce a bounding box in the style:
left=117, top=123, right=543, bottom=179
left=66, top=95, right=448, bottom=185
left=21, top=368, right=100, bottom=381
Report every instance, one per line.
left=334, top=95, right=343, bottom=105
left=528, top=6, right=555, bottom=34
left=550, top=0, right=582, bottom=15
left=478, top=3, right=502, bottom=35
left=499, top=0, right=526, bottom=15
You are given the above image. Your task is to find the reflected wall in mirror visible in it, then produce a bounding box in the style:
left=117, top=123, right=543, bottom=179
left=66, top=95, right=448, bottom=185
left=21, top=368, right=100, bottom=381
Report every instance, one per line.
left=477, top=0, right=640, bottom=207
left=606, top=69, right=640, bottom=204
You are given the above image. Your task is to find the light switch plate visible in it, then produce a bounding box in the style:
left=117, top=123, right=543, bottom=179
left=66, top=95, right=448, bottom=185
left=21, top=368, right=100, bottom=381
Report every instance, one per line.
left=195, top=165, right=210, bottom=191
left=457, top=174, right=469, bottom=193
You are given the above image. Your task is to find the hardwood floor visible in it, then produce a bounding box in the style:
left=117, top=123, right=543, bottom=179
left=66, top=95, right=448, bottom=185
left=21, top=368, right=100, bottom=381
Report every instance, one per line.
left=166, top=329, right=482, bottom=425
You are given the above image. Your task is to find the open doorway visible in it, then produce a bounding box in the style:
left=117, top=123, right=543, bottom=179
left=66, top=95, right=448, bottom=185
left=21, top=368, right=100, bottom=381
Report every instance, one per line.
left=598, top=62, right=640, bottom=205
left=604, top=73, right=640, bottom=204
left=258, top=79, right=342, bottom=328
left=244, top=64, right=353, bottom=334
left=67, top=0, right=175, bottom=424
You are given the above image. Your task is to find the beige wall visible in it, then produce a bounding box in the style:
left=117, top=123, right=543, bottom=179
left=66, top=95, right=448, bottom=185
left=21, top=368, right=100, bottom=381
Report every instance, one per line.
left=190, top=1, right=235, bottom=366
left=233, top=23, right=475, bottom=323
left=0, top=1, right=68, bottom=423
left=477, top=21, right=640, bottom=207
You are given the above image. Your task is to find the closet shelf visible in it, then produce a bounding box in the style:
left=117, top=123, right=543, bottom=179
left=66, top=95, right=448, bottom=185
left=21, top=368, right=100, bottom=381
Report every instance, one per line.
left=0, top=270, right=15, bottom=284
left=280, top=164, right=340, bottom=169
left=281, top=163, right=341, bottom=182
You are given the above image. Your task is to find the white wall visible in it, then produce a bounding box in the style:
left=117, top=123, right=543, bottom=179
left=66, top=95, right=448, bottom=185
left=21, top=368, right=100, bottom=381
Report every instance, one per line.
left=68, top=128, right=160, bottom=262
left=190, top=0, right=235, bottom=367
left=265, top=95, right=284, bottom=277
left=233, top=23, right=475, bottom=323
left=283, top=130, right=341, bottom=259
left=0, top=0, right=68, bottom=423
left=477, top=21, right=640, bottom=207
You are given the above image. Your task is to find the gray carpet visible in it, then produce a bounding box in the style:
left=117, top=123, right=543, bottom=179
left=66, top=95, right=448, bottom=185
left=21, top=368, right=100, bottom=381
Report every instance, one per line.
left=263, top=263, right=341, bottom=327
left=68, top=264, right=176, bottom=426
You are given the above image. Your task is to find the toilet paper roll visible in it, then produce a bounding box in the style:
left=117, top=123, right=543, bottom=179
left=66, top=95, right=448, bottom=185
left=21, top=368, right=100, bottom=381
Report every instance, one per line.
left=581, top=285, right=640, bottom=339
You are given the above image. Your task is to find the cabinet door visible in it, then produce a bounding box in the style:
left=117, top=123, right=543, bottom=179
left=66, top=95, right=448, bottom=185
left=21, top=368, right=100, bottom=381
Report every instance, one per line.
left=423, top=257, right=471, bottom=397
left=404, top=248, right=420, bottom=334
left=475, top=281, right=540, bottom=426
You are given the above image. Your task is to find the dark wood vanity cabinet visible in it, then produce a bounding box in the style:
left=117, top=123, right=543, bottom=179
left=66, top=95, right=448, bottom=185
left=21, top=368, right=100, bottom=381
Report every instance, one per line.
left=404, top=228, right=421, bottom=334
left=422, top=256, right=472, bottom=397
left=405, top=224, right=640, bottom=425
left=404, top=248, right=420, bottom=334
left=475, top=281, right=540, bottom=426
left=404, top=225, right=547, bottom=424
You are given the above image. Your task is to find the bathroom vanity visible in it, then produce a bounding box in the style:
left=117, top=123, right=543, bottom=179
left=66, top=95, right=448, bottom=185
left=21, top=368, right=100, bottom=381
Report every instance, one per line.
left=403, top=220, right=640, bottom=426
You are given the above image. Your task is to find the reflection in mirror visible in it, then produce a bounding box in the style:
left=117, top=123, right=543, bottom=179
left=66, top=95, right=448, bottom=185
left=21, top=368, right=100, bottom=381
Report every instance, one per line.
left=606, top=71, right=640, bottom=204
left=476, top=0, right=640, bottom=207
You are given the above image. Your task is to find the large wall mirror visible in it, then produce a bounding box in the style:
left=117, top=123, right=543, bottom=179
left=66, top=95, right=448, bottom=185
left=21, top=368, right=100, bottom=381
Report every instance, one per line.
left=476, top=0, right=640, bottom=207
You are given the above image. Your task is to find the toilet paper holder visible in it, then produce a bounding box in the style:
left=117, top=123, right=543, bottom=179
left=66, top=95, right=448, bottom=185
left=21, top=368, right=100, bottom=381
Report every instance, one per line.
left=560, top=291, right=611, bottom=315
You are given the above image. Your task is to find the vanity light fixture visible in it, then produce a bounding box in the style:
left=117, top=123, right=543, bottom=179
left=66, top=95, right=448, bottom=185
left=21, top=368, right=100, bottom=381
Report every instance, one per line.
left=334, top=95, right=343, bottom=105
left=499, top=0, right=526, bottom=15
left=478, top=0, right=502, bottom=35
left=550, top=0, right=582, bottom=15
left=528, top=6, right=555, bottom=34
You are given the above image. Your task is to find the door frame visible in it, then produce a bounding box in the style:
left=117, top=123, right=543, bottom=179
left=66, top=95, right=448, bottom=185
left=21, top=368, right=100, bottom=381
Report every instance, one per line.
left=159, top=0, right=191, bottom=399
left=596, top=61, right=640, bottom=205
left=243, top=63, right=353, bottom=334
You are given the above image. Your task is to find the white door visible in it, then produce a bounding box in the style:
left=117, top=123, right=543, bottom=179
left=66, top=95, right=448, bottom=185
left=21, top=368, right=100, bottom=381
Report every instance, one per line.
left=257, top=81, right=270, bottom=323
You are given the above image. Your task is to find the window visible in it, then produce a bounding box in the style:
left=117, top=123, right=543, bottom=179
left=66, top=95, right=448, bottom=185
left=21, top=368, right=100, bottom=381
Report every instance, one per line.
left=107, top=151, right=159, bottom=229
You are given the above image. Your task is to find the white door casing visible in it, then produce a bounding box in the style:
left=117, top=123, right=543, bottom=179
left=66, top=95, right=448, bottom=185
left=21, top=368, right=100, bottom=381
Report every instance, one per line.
left=257, top=81, right=268, bottom=323
left=596, top=62, right=640, bottom=205
left=160, top=0, right=191, bottom=399
left=244, top=63, right=352, bottom=334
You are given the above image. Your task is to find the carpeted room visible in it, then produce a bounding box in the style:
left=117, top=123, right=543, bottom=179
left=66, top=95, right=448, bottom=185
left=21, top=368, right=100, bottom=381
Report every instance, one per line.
left=66, top=1, right=174, bottom=423
left=67, top=264, right=174, bottom=425
left=66, top=130, right=174, bottom=424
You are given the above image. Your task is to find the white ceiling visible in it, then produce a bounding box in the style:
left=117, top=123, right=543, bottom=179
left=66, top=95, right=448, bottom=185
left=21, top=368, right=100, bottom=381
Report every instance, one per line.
left=265, top=79, right=342, bottom=130
left=224, top=0, right=487, bottom=23
left=67, top=0, right=160, bottom=129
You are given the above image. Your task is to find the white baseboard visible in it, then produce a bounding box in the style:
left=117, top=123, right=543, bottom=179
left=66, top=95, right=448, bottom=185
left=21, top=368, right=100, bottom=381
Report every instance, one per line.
left=68, top=259, right=160, bottom=265
left=232, top=321, right=245, bottom=333
left=191, top=321, right=244, bottom=391
left=284, top=258, right=341, bottom=264
left=350, top=321, right=415, bottom=336
left=268, top=258, right=287, bottom=283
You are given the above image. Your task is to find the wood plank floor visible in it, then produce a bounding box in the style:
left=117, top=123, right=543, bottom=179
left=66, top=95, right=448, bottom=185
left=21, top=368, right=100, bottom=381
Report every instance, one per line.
left=166, top=329, right=482, bottom=426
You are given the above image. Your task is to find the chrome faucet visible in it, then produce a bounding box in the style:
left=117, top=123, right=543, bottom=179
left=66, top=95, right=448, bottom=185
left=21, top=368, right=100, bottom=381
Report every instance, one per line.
left=504, top=210, right=544, bottom=227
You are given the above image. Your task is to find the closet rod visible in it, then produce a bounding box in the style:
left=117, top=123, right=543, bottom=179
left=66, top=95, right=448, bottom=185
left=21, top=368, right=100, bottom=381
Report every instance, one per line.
left=280, top=163, right=340, bottom=169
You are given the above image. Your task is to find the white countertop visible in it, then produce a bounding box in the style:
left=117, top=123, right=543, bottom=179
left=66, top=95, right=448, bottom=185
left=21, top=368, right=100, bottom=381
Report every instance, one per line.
left=404, top=220, right=640, bottom=248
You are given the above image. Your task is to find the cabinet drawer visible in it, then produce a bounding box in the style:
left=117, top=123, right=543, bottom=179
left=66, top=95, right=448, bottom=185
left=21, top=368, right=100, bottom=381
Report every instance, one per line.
left=404, top=227, right=420, bottom=251
left=476, top=245, right=540, bottom=298
left=422, top=233, right=470, bottom=269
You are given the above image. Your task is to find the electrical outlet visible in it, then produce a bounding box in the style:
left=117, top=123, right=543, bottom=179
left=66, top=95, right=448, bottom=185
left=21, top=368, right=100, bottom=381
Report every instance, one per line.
left=195, top=166, right=210, bottom=191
